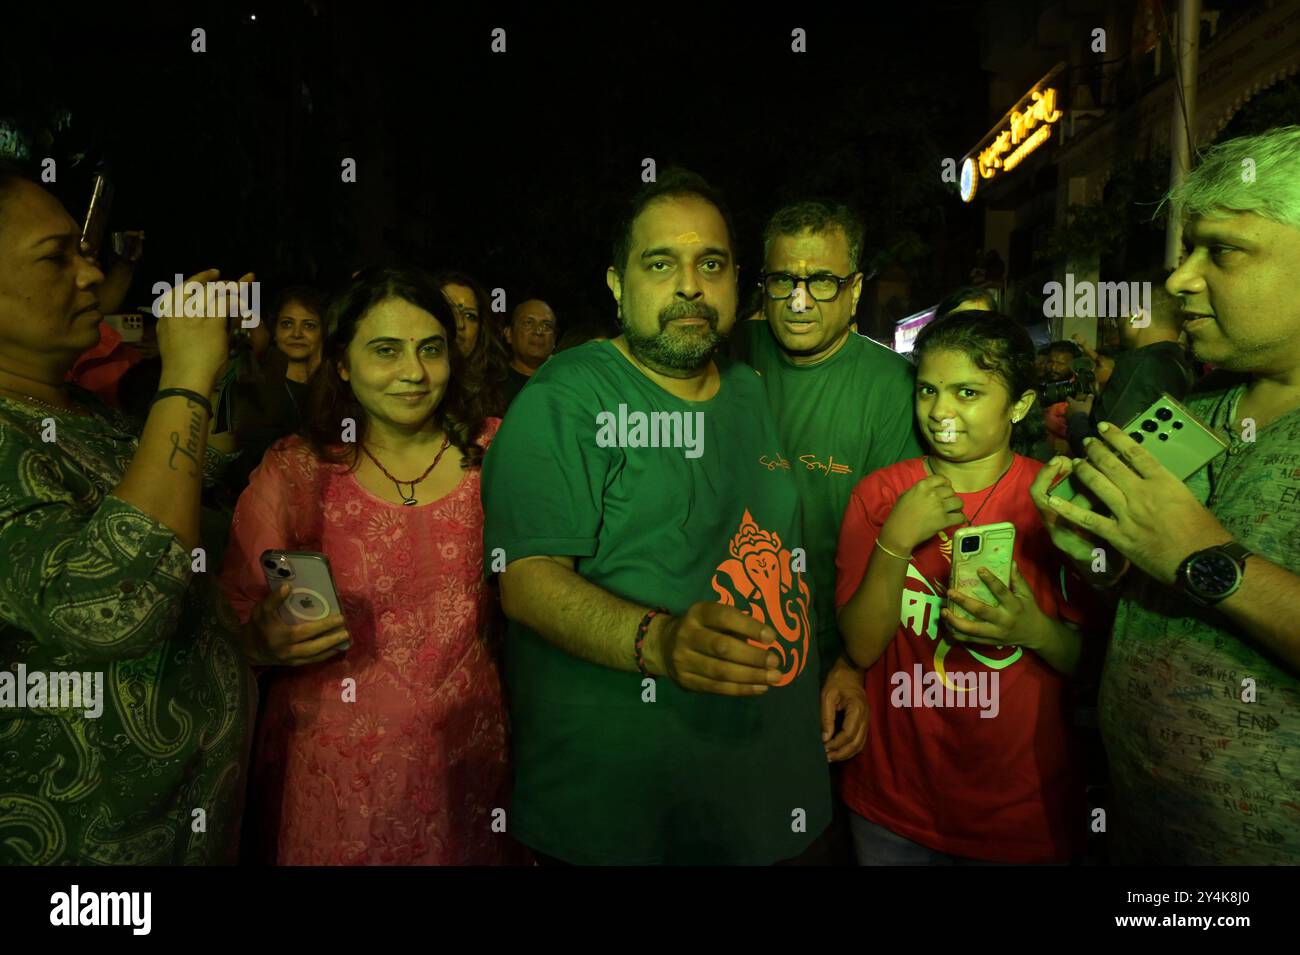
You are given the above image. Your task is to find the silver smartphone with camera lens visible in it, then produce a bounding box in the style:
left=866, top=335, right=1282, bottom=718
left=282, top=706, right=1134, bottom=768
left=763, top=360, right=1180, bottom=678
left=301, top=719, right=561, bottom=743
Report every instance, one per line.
left=260, top=550, right=344, bottom=628
left=1048, top=392, right=1228, bottom=502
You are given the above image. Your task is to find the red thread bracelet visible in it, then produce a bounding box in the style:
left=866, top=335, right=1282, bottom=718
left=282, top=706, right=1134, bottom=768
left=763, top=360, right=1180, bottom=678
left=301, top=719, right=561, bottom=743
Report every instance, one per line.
left=635, top=608, right=668, bottom=678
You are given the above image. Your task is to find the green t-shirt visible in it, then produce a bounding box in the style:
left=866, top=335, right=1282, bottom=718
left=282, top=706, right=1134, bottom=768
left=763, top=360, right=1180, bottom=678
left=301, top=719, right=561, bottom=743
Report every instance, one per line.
left=735, top=321, right=923, bottom=677
left=1098, top=373, right=1300, bottom=864
left=0, top=393, right=256, bottom=865
left=482, top=340, right=832, bottom=864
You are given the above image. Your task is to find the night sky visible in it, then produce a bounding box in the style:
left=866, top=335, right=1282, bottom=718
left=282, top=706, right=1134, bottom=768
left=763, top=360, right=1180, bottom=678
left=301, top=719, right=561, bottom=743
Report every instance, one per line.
left=3, top=3, right=995, bottom=334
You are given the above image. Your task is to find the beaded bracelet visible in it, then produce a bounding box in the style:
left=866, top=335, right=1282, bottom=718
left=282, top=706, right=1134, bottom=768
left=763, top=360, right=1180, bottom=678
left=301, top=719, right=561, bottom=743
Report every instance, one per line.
left=634, top=607, right=669, bottom=678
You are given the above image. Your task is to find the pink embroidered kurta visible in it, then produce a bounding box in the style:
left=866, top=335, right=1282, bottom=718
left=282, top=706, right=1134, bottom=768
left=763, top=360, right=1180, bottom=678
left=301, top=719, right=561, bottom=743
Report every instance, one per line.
left=220, top=420, right=524, bottom=864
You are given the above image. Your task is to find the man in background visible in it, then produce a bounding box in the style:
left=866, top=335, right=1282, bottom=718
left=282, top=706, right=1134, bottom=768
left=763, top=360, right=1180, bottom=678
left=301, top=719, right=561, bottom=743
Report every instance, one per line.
left=501, top=298, right=557, bottom=408
left=1066, top=273, right=1195, bottom=455
left=732, top=199, right=923, bottom=860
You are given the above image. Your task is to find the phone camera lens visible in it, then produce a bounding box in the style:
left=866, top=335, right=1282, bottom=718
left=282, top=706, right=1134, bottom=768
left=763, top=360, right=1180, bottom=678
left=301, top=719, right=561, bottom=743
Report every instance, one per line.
left=1156, top=408, right=1173, bottom=421
left=960, top=535, right=981, bottom=554
left=1130, top=432, right=1144, bottom=443
left=262, top=559, right=276, bottom=570
left=1141, top=419, right=1158, bottom=432
left=1158, top=433, right=1169, bottom=441
left=1172, top=420, right=1184, bottom=429
left=276, top=568, right=291, bottom=578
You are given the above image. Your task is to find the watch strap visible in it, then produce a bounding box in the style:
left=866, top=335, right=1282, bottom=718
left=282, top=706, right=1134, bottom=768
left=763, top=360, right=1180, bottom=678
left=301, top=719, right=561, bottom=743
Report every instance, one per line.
left=1219, top=541, right=1253, bottom=565
left=1177, top=541, right=1251, bottom=607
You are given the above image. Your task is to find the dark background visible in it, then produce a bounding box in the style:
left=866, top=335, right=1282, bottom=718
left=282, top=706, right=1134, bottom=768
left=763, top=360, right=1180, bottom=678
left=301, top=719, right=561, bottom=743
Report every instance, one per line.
left=2, top=2, right=996, bottom=335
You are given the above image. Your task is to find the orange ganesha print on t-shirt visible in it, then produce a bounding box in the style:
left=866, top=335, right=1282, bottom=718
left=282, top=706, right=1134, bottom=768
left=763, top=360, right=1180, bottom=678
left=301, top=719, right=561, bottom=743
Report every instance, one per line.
left=711, top=508, right=811, bottom=686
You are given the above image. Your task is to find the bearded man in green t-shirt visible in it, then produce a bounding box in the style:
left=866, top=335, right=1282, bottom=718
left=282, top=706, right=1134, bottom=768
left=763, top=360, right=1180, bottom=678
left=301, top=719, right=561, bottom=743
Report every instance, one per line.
left=482, top=168, right=831, bottom=865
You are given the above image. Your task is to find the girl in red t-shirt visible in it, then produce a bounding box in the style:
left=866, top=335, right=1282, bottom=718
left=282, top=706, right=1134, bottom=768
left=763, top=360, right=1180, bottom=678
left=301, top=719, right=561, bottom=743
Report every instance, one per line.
left=836, top=312, right=1090, bottom=864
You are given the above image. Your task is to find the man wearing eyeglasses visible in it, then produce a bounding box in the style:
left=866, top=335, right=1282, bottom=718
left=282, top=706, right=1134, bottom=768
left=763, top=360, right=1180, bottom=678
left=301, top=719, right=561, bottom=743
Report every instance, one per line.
left=733, top=201, right=922, bottom=796
left=502, top=298, right=558, bottom=408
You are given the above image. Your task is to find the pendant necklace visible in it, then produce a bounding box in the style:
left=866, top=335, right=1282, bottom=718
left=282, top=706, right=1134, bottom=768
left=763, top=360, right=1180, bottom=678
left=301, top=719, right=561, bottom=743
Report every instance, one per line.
left=361, top=435, right=451, bottom=506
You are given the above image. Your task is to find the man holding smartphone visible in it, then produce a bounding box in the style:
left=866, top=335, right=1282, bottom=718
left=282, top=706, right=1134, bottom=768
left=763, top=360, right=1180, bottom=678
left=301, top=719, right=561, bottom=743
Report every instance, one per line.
left=1032, top=126, right=1300, bottom=865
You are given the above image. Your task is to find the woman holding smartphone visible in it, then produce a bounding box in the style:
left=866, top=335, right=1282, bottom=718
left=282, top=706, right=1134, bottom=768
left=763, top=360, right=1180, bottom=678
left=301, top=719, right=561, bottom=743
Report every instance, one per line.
left=0, top=166, right=335, bottom=863
left=835, top=311, right=1095, bottom=865
left=219, top=266, right=525, bottom=865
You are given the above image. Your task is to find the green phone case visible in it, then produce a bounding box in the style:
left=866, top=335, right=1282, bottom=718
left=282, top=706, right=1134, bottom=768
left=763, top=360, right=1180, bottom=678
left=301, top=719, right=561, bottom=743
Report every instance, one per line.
left=1048, top=392, right=1229, bottom=502
left=949, top=522, right=1016, bottom=621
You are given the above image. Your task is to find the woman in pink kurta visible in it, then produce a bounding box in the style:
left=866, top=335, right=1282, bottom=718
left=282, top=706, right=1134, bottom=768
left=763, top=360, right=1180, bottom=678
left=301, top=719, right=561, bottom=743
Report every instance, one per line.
left=220, top=266, right=525, bottom=865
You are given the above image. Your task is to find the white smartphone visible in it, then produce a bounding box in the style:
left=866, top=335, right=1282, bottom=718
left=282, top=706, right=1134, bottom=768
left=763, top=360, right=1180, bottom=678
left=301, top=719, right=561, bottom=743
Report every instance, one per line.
left=104, top=313, right=144, bottom=343
left=948, top=522, right=1016, bottom=621
left=260, top=550, right=344, bottom=628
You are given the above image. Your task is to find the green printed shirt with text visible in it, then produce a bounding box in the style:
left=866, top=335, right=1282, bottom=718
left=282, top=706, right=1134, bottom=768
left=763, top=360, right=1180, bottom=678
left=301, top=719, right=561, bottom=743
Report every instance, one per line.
left=482, top=340, right=832, bottom=865
left=736, top=321, right=922, bottom=678
left=1099, top=373, right=1300, bottom=864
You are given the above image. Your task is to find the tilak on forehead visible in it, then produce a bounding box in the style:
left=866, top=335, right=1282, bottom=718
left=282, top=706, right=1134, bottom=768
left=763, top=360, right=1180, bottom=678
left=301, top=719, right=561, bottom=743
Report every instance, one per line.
left=676, top=231, right=701, bottom=244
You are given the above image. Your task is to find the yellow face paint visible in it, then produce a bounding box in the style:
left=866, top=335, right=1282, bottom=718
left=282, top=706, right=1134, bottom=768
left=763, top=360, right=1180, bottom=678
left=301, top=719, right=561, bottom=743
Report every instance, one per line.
left=676, top=231, right=701, bottom=244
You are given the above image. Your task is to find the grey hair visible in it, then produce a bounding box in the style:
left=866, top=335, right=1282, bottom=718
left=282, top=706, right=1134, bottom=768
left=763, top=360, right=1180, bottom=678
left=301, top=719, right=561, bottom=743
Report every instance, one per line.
left=1161, top=125, right=1300, bottom=230
left=761, top=200, right=865, bottom=271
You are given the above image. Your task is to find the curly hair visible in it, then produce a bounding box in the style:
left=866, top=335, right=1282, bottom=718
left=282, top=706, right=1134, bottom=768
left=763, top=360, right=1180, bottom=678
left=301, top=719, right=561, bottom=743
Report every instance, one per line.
left=300, top=266, right=486, bottom=470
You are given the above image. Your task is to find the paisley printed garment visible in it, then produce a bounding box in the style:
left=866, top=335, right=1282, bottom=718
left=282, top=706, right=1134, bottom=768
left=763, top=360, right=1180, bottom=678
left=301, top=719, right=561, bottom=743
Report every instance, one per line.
left=219, top=420, right=525, bottom=865
left=0, top=391, right=257, bottom=865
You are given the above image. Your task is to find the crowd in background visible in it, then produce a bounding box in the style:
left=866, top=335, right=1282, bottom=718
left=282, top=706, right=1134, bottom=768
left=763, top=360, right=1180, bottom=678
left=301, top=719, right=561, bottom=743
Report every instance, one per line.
left=1, top=125, right=1298, bottom=868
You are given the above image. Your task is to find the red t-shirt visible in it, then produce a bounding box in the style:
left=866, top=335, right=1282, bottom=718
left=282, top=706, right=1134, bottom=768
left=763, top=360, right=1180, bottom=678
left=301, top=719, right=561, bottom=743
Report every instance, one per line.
left=834, top=454, right=1089, bottom=863
left=1044, top=401, right=1069, bottom=440
left=68, top=322, right=143, bottom=408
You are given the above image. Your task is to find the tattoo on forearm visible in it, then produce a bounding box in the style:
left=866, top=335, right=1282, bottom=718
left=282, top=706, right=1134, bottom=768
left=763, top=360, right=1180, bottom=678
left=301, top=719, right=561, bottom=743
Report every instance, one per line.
left=167, top=403, right=205, bottom=476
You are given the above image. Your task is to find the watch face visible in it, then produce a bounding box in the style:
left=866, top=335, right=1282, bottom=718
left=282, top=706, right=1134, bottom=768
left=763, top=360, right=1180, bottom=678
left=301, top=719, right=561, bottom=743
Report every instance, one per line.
left=1188, top=552, right=1240, bottom=597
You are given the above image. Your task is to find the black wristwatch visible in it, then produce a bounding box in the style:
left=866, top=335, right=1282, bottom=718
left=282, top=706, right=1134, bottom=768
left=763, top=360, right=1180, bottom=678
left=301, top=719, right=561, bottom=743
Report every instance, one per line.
left=1174, top=542, right=1252, bottom=607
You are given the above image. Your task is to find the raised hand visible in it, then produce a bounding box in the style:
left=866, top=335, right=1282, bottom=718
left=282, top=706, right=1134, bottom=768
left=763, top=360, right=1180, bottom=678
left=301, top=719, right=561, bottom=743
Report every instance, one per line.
left=880, top=473, right=968, bottom=553
left=1029, top=457, right=1101, bottom=564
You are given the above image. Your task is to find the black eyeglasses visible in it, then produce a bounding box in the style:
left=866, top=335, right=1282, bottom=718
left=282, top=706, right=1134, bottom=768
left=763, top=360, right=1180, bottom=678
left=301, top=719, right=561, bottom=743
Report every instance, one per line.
left=759, top=271, right=856, bottom=303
